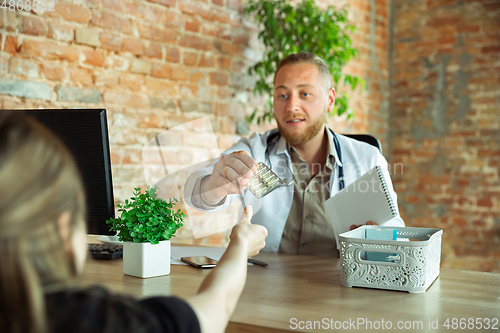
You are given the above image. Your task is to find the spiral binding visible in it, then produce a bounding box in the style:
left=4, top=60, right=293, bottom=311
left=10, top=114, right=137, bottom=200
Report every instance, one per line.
left=376, top=165, right=398, bottom=217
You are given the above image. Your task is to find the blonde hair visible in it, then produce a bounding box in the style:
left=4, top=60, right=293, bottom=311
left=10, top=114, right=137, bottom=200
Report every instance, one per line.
left=274, top=52, right=332, bottom=92
left=0, top=112, right=86, bottom=333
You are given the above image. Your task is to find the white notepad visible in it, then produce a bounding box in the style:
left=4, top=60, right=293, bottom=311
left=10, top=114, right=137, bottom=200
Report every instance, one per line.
left=325, top=165, right=398, bottom=248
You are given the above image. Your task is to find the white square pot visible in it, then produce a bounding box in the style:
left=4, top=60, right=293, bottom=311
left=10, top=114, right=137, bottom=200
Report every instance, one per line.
left=123, top=240, right=171, bottom=278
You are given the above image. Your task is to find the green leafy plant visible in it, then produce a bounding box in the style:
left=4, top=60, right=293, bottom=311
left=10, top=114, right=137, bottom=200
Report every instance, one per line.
left=106, top=185, right=184, bottom=245
left=244, top=0, right=365, bottom=124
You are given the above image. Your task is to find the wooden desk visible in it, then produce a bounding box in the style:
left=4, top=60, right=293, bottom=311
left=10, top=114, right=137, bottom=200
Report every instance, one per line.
left=82, top=243, right=500, bottom=332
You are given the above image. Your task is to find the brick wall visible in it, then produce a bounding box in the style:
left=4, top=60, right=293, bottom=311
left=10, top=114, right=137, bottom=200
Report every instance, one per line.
left=1, top=0, right=390, bottom=248
left=391, top=0, right=500, bottom=272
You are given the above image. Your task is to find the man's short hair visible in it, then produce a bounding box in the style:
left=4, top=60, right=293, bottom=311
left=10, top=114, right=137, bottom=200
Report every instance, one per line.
left=274, top=52, right=331, bottom=92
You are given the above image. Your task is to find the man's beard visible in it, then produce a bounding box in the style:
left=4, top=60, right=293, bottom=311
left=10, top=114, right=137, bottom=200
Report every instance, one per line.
left=277, top=109, right=327, bottom=146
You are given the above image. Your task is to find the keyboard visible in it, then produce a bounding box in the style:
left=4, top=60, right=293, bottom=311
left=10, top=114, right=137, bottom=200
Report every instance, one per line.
left=88, top=243, right=123, bottom=260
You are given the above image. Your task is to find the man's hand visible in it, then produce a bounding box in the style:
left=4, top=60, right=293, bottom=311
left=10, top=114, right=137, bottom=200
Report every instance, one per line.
left=230, top=206, right=268, bottom=257
left=203, top=150, right=258, bottom=201
left=350, top=221, right=378, bottom=231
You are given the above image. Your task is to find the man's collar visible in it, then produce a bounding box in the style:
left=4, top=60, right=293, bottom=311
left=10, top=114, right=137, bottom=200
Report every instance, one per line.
left=276, top=133, right=289, bottom=156
left=325, top=127, right=342, bottom=167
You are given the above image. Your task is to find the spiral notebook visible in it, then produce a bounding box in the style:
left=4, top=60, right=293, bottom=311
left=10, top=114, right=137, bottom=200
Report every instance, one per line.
left=325, top=165, right=398, bottom=248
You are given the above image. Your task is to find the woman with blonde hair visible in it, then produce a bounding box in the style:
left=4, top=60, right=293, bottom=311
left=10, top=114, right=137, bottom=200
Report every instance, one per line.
left=0, top=112, right=267, bottom=333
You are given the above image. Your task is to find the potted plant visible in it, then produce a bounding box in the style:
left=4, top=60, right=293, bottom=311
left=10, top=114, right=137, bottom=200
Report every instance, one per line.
left=106, top=185, right=184, bottom=278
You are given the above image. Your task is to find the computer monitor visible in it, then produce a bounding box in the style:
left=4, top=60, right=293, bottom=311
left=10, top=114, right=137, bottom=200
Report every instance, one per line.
left=11, top=109, right=115, bottom=235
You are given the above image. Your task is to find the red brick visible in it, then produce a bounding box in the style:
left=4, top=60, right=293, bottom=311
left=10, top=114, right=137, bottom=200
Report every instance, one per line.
left=211, top=9, right=229, bottom=24
left=227, top=0, right=240, bottom=11
left=124, top=0, right=144, bottom=18
left=179, top=0, right=211, bottom=19
left=183, top=52, right=198, bottom=66
left=139, top=114, right=164, bottom=128
left=100, top=32, right=122, bottom=51
left=457, top=197, right=473, bottom=206
left=165, top=10, right=183, bottom=28
left=213, top=40, right=241, bottom=56
left=481, top=45, right=500, bottom=54
left=478, top=149, right=500, bottom=157
left=405, top=195, right=419, bottom=204
left=104, top=91, right=149, bottom=109
left=70, top=67, right=93, bottom=86
left=2, top=35, right=18, bottom=54
left=452, top=217, right=468, bottom=227
left=103, top=0, right=123, bottom=11
left=171, top=67, right=189, bottom=81
left=138, top=24, right=176, bottom=43
left=105, top=56, right=129, bottom=71
left=144, top=77, right=176, bottom=94
left=122, top=37, right=144, bottom=56
left=457, top=24, right=480, bottom=33
left=83, top=49, right=105, bottom=67
left=215, top=102, right=244, bottom=117
left=166, top=46, right=180, bottom=63
left=145, top=43, right=162, bottom=59
left=94, top=70, right=120, bottom=87
left=477, top=198, right=493, bottom=208
left=217, top=27, right=232, bottom=40
left=3, top=11, right=16, bottom=32
left=179, top=35, right=211, bottom=51
left=119, top=73, right=144, bottom=92
left=151, top=63, right=171, bottom=78
left=202, top=23, right=217, bottom=37
left=147, top=0, right=176, bottom=7
left=199, top=54, right=215, bottom=67
left=48, top=22, right=74, bottom=42
left=90, top=10, right=132, bottom=34
left=209, top=72, right=228, bottom=86
left=217, top=87, right=231, bottom=99
left=217, top=56, right=231, bottom=70
left=20, top=39, right=79, bottom=62
left=455, top=178, right=471, bottom=187
left=233, top=30, right=249, bottom=45
left=232, top=59, right=246, bottom=72
left=21, top=15, right=48, bottom=36
left=189, top=70, right=204, bottom=83
left=41, top=63, right=66, bottom=81
left=44, top=3, right=91, bottom=23
left=143, top=5, right=166, bottom=23
left=180, top=83, right=198, bottom=97
left=436, top=36, right=456, bottom=45
left=184, top=15, right=200, bottom=32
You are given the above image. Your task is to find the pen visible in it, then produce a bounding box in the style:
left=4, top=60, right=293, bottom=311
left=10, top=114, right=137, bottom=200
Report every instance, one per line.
left=248, top=258, right=268, bottom=267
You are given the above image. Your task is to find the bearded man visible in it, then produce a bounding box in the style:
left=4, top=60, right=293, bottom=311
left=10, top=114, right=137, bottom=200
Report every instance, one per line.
left=184, top=52, right=404, bottom=257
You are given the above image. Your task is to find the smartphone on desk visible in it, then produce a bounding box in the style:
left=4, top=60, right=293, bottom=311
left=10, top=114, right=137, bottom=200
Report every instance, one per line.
left=181, top=256, right=218, bottom=268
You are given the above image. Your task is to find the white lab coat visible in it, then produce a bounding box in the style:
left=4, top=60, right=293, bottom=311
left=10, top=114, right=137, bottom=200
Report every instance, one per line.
left=183, top=128, right=405, bottom=252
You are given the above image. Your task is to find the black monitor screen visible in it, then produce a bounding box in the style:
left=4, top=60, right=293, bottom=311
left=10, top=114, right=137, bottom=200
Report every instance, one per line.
left=12, top=109, right=115, bottom=235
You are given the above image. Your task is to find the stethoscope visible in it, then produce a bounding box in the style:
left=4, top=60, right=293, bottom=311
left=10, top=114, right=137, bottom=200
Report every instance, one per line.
left=264, top=128, right=345, bottom=191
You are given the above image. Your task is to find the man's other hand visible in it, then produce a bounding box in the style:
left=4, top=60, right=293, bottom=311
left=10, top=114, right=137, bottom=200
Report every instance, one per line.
left=349, top=221, right=378, bottom=231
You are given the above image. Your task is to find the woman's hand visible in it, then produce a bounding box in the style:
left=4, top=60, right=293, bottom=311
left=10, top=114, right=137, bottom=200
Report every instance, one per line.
left=229, top=206, right=267, bottom=257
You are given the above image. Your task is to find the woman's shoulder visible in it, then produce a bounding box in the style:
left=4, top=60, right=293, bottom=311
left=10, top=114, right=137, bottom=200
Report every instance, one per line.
left=46, top=286, right=200, bottom=333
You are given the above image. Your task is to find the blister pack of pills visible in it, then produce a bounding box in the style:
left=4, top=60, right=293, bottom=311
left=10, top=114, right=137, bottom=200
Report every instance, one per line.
left=245, top=162, right=292, bottom=199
